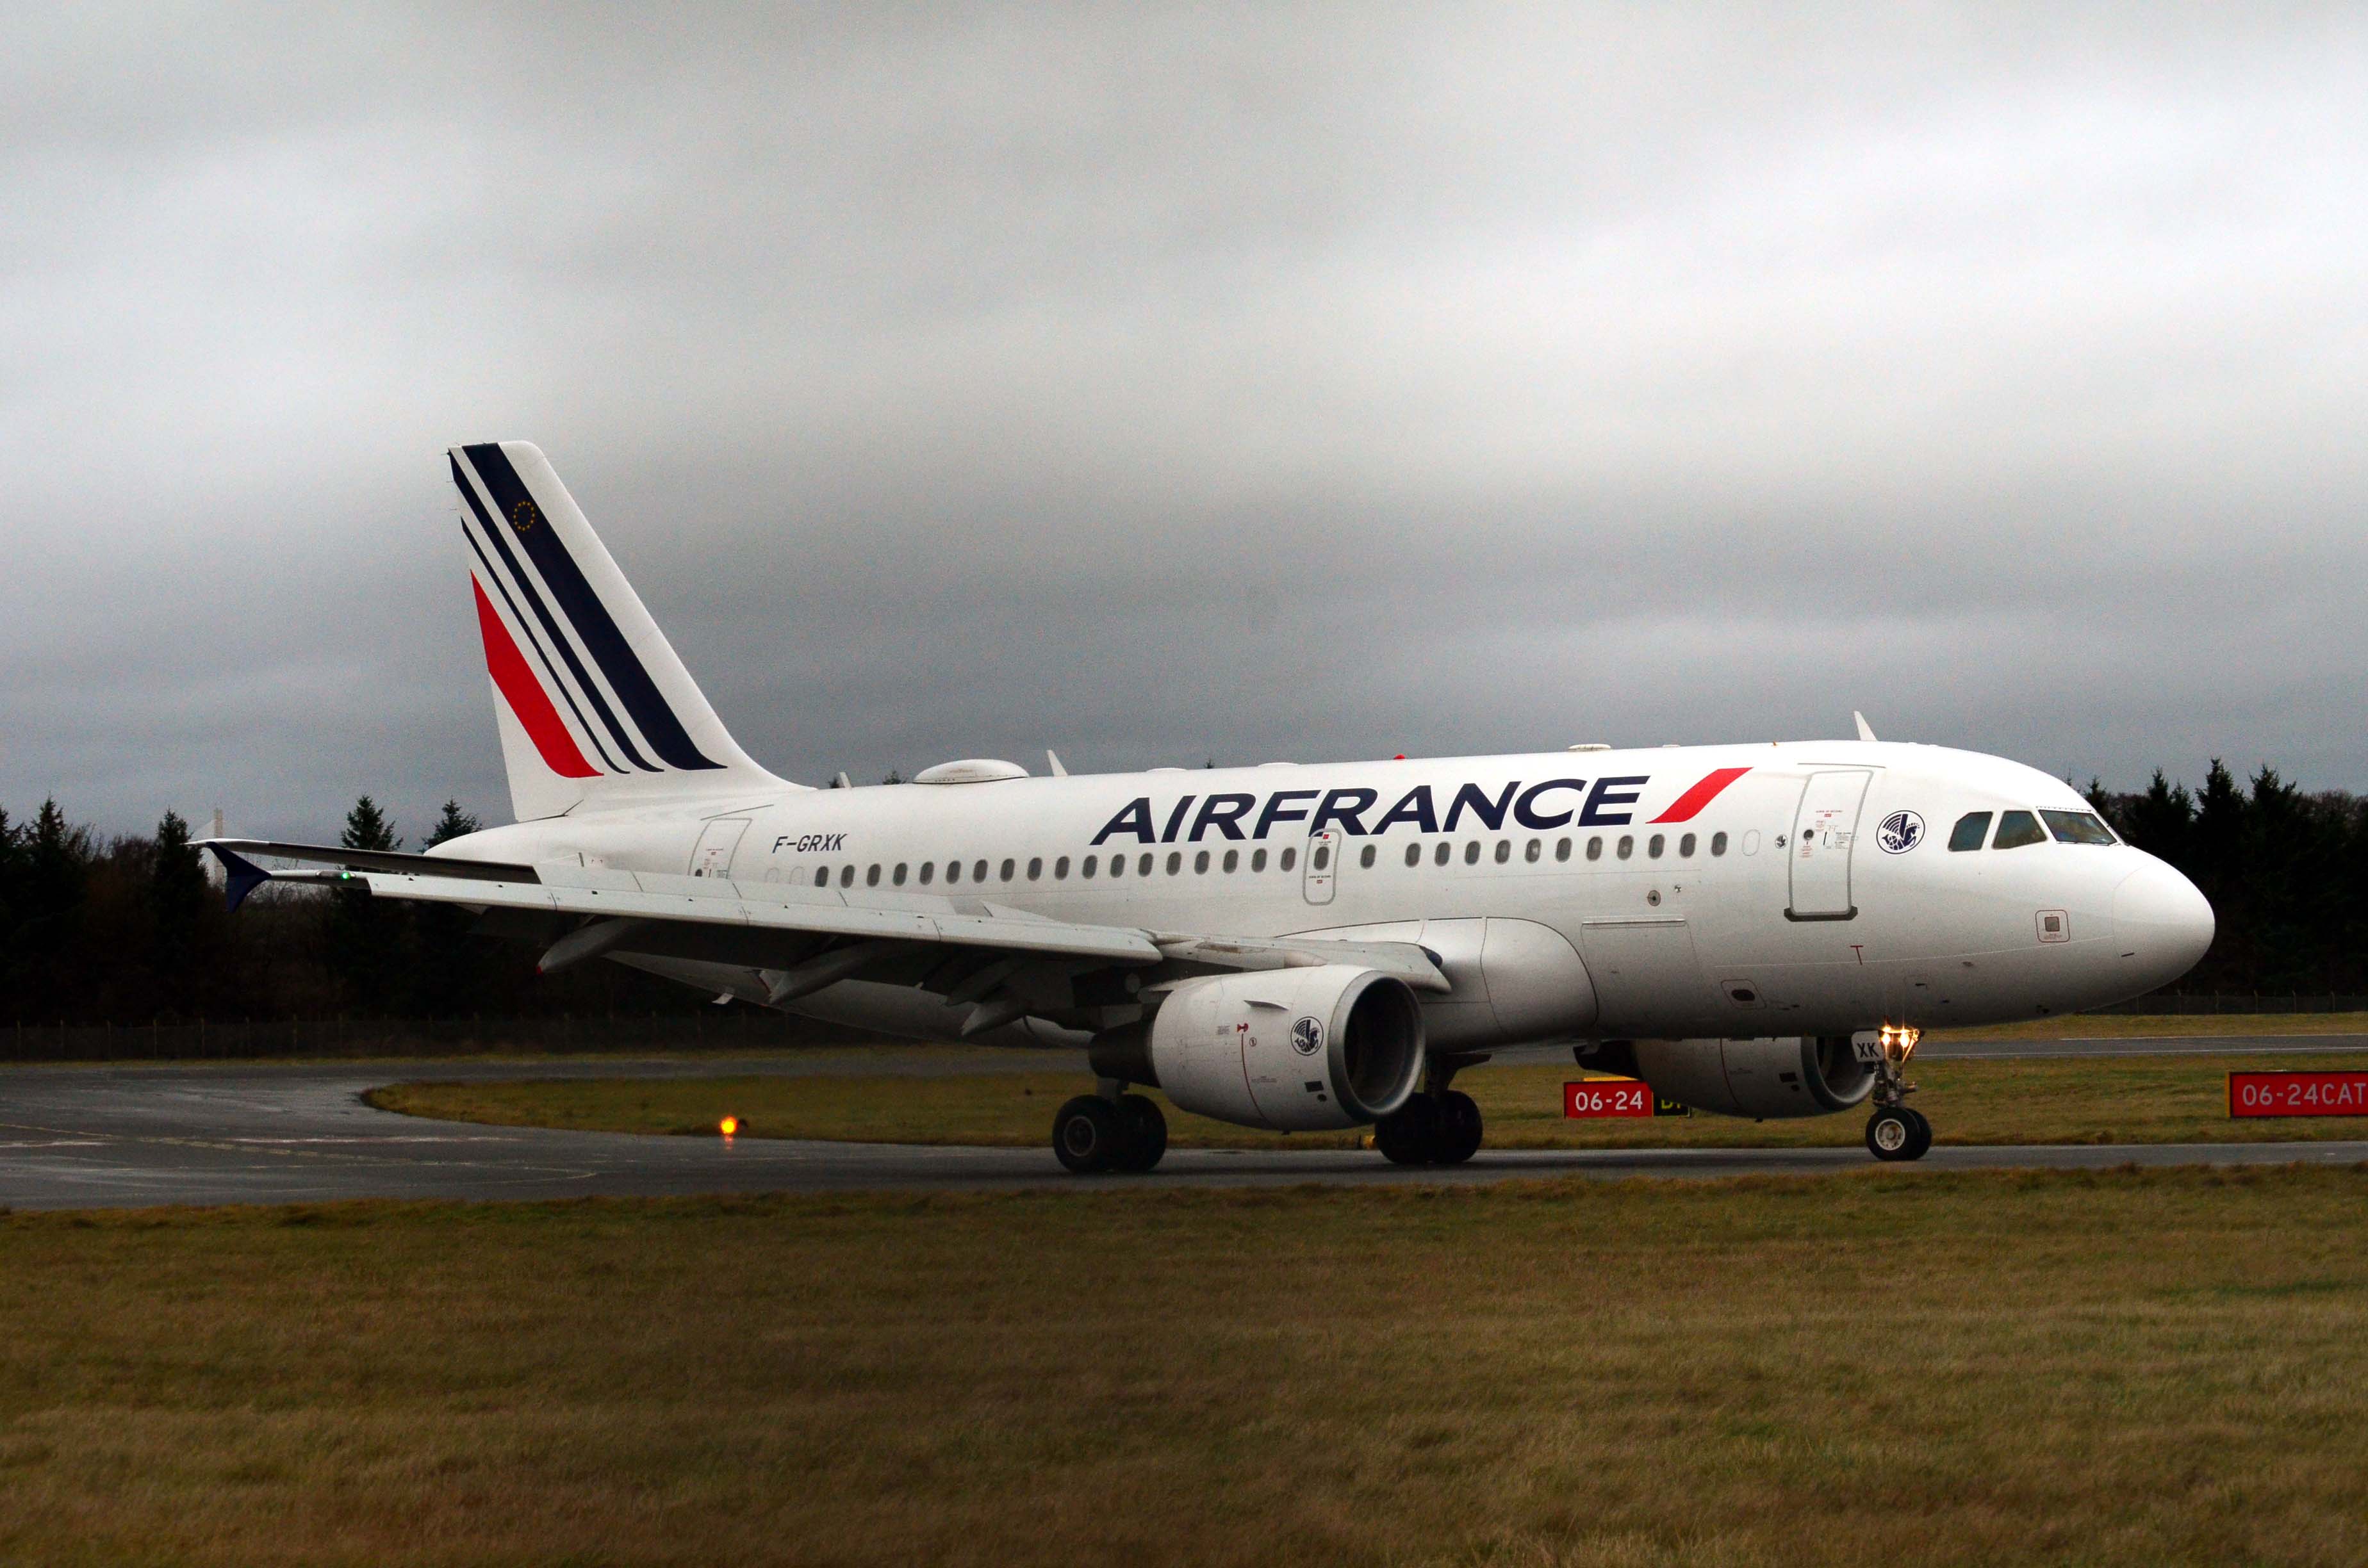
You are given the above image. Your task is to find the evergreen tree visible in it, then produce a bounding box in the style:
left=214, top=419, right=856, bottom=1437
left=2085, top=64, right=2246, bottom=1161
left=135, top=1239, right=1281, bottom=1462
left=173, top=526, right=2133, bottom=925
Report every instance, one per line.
left=18, top=800, right=91, bottom=1022
left=422, top=799, right=480, bottom=849
left=148, top=809, right=209, bottom=1011
left=325, top=796, right=407, bottom=1013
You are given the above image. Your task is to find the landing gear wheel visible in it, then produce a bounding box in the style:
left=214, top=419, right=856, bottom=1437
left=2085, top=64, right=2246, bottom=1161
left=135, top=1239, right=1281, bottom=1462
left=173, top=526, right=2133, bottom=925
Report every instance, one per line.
left=1053, top=1095, right=1124, bottom=1173
left=1866, top=1106, right=1927, bottom=1162
left=1375, top=1092, right=1438, bottom=1166
left=1114, top=1094, right=1167, bottom=1173
left=1432, top=1090, right=1484, bottom=1164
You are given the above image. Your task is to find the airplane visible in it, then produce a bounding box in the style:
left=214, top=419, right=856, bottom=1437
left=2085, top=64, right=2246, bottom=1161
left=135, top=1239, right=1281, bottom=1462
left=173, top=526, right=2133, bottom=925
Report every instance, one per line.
left=204, top=441, right=2216, bottom=1172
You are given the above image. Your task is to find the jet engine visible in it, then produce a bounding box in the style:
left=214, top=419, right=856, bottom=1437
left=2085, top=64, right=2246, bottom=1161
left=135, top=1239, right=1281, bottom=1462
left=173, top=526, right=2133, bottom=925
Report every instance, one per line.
left=1106, top=965, right=1426, bottom=1132
left=1609, top=1036, right=1876, bottom=1120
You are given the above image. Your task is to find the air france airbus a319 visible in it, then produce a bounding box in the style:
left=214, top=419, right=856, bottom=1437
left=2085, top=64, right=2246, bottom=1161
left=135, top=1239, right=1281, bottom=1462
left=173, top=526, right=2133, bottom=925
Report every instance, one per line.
left=205, top=443, right=2216, bottom=1171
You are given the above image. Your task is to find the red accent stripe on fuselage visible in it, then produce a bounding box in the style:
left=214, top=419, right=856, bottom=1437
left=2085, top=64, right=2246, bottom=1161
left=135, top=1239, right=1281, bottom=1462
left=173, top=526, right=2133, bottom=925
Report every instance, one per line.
left=1649, top=766, right=1750, bottom=822
left=473, top=578, right=600, bottom=778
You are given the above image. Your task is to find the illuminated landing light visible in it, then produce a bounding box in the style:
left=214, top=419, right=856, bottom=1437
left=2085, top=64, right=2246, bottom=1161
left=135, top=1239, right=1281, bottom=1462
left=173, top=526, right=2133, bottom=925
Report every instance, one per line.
left=1879, top=1025, right=1922, bottom=1065
left=719, top=1115, right=740, bottom=1139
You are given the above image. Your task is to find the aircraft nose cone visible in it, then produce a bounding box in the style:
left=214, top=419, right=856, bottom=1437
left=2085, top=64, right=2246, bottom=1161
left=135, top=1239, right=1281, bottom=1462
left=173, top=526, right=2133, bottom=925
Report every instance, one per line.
left=2114, top=857, right=2214, bottom=988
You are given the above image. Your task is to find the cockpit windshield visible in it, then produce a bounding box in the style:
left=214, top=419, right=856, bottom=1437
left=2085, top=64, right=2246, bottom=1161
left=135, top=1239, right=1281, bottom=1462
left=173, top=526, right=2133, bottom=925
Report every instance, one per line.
left=2041, top=810, right=2117, bottom=846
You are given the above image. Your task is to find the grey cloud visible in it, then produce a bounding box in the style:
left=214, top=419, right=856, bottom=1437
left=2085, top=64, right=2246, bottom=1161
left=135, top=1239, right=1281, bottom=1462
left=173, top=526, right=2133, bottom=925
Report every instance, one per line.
left=3, top=4, right=2365, bottom=842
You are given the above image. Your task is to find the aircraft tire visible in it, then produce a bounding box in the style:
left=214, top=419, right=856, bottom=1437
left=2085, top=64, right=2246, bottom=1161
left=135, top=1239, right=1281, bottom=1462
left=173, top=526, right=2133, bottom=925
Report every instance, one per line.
left=1902, top=1106, right=1934, bottom=1161
left=1053, top=1095, right=1124, bottom=1173
left=1114, top=1094, right=1168, bottom=1173
left=1432, top=1090, right=1484, bottom=1164
left=1375, top=1092, right=1439, bottom=1165
left=1865, top=1106, right=1921, bottom=1162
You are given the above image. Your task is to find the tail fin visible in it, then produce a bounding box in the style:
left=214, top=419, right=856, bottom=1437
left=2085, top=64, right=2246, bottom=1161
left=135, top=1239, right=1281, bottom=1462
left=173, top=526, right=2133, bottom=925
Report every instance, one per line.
left=450, top=441, right=789, bottom=820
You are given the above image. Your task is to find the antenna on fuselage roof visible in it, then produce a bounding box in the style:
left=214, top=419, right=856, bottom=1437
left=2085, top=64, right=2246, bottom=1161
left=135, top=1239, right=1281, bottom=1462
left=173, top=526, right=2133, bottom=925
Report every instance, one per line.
left=832, top=771, right=851, bottom=788
left=1046, top=750, right=1069, bottom=777
left=1854, top=712, right=1879, bottom=742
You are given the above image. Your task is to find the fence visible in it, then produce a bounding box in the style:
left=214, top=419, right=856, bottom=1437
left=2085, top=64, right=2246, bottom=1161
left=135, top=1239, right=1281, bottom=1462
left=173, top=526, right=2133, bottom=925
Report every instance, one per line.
left=0, top=1011, right=887, bottom=1064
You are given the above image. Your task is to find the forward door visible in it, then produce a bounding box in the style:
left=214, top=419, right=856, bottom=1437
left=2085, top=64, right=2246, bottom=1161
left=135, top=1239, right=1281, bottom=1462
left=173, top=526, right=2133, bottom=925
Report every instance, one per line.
left=689, top=817, right=750, bottom=879
left=1787, top=771, right=1871, bottom=920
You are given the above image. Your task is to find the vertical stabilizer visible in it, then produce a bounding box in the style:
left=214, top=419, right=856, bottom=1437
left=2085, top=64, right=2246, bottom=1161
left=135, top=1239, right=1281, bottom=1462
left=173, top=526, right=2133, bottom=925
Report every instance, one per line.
left=449, top=441, right=790, bottom=820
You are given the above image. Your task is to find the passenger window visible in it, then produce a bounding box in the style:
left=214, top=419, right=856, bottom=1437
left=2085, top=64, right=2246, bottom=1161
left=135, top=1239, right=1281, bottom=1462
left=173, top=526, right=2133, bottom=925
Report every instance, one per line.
left=1616, top=835, right=1634, bottom=861
left=1948, top=812, right=1992, bottom=853
left=1556, top=838, right=1571, bottom=862
left=1251, top=848, right=1267, bottom=872
left=1679, top=833, right=1696, bottom=858
left=1139, top=853, right=1153, bottom=876
left=892, top=863, right=908, bottom=886
left=1055, top=856, right=1070, bottom=879
left=1224, top=849, right=1240, bottom=872
left=814, top=867, right=830, bottom=887
left=918, top=862, right=934, bottom=885
left=1308, top=846, right=1327, bottom=871
left=1082, top=856, right=1096, bottom=878
left=1190, top=849, right=1208, bottom=874
left=1493, top=840, right=1511, bottom=864
left=944, top=861, right=959, bottom=884
left=1404, top=844, right=1420, bottom=867
left=867, top=865, right=882, bottom=886
left=1028, top=857, right=1044, bottom=880
left=840, top=865, right=854, bottom=887
left=1463, top=840, right=1480, bottom=865
left=1359, top=844, right=1376, bottom=869
left=1434, top=842, right=1451, bottom=867
left=1525, top=838, right=1541, bottom=863
left=1993, top=811, right=2046, bottom=850
left=1647, top=834, right=1665, bottom=859
left=2041, top=810, right=2117, bottom=846
left=1167, top=852, right=1182, bottom=875
left=1104, top=854, right=1119, bottom=879
left=1586, top=837, right=1603, bottom=862
left=1000, top=858, right=1015, bottom=881
left=1710, top=832, right=1727, bottom=857
left=1280, top=847, right=1297, bottom=872
left=973, top=860, right=987, bottom=883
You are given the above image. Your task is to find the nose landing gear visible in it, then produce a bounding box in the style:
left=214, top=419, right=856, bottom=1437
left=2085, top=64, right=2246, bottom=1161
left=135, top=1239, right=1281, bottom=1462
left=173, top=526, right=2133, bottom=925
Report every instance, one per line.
left=1863, top=1025, right=1930, bottom=1162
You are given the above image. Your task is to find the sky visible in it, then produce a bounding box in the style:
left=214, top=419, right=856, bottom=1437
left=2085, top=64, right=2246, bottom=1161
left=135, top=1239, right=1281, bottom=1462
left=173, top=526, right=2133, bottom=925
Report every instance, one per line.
left=4, top=4, right=2364, bottom=842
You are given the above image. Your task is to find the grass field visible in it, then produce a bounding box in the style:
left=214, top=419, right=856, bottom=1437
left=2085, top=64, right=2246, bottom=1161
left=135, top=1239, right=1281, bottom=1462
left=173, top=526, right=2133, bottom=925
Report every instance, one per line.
left=4, top=1168, right=2365, bottom=1565
left=372, top=1050, right=2368, bottom=1152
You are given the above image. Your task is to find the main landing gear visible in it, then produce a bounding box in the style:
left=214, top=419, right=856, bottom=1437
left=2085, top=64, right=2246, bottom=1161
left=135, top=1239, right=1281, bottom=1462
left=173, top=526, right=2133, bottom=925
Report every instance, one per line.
left=1863, top=1025, right=1931, bottom=1162
left=1052, top=1088, right=1168, bottom=1174
left=1376, top=1056, right=1489, bottom=1166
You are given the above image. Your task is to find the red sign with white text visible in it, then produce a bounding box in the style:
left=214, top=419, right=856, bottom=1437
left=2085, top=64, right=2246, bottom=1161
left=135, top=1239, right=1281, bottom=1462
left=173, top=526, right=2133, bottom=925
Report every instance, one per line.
left=1565, top=1081, right=1688, bottom=1118
left=2228, top=1071, right=2368, bottom=1118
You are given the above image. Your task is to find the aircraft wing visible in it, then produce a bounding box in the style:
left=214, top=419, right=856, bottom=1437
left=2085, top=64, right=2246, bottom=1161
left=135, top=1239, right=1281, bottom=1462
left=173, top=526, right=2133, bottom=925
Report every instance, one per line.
left=202, top=842, right=1449, bottom=1031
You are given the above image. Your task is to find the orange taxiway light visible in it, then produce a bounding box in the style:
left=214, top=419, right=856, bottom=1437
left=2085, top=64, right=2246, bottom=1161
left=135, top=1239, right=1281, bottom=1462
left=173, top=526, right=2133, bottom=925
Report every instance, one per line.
left=719, top=1116, right=740, bottom=1138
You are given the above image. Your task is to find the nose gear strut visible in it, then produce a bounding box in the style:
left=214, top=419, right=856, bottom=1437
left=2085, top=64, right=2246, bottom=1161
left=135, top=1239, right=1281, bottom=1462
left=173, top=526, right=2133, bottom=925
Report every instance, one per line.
left=1863, top=1025, right=1930, bottom=1161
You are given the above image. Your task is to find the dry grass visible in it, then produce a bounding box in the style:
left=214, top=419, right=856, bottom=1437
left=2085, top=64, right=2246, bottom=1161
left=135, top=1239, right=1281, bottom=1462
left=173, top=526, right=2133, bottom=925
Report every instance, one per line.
left=372, top=1051, right=2368, bottom=1151
left=3, top=1168, right=2366, bottom=1565
left=1929, top=1011, right=2368, bottom=1040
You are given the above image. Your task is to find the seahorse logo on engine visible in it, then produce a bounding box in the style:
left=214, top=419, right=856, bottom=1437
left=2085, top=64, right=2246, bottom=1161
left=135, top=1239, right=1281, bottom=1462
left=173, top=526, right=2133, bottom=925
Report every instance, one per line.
left=1290, top=1016, right=1323, bottom=1056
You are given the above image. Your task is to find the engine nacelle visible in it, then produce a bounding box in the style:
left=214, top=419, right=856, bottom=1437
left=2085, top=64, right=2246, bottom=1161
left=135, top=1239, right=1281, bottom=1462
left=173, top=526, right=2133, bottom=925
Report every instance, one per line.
left=1133, top=965, right=1426, bottom=1132
left=1618, top=1036, right=1875, bottom=1120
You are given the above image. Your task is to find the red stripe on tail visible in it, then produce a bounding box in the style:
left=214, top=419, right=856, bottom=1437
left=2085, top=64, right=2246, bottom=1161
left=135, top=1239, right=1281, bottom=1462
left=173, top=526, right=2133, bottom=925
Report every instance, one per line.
left=1649, top=766, right=1750, bottom=823
left=473, top=578, right=600, bottom=778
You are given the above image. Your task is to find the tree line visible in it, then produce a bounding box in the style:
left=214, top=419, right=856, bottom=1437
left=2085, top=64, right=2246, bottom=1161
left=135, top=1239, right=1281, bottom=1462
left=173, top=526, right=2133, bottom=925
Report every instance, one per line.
left=1, top=762, right=2360, bottom=1024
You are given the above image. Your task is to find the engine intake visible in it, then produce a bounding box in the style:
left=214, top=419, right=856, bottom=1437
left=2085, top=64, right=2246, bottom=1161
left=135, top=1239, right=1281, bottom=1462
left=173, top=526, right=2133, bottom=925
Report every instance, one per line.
left=1604, top=1036, right=1875, bottom=1120
left=1107, top=965, right=1426, bottom=1132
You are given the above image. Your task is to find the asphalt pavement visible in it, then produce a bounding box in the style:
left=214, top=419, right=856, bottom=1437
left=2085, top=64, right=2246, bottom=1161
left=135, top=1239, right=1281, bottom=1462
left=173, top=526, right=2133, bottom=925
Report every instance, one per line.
left=3, top=1037, right=2364, bottom=1212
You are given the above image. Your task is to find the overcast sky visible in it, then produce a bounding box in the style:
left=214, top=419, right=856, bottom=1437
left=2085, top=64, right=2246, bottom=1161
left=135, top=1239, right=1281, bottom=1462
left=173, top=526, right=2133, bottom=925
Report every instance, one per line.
left=5, top=4, right=2364, bottom=842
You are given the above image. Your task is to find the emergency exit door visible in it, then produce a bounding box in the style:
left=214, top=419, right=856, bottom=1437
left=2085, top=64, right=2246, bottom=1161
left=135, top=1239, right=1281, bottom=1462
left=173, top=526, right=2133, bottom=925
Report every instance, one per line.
left=1302, top=829, right=1340, bottom=905
left=1787, top=771, right=1871, bottom=920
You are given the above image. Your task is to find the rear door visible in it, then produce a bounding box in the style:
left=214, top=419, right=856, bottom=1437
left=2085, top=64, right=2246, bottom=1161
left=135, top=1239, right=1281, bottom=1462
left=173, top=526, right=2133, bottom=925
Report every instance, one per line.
left=1788, top=771, right=1871, bottom=919
left=689, top=817, right=750, bottom=879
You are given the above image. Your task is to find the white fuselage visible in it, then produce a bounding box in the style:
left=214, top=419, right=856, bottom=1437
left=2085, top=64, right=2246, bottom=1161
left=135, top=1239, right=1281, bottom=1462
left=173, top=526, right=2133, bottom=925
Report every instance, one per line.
left=436, top=740, right=2214, bottom=1047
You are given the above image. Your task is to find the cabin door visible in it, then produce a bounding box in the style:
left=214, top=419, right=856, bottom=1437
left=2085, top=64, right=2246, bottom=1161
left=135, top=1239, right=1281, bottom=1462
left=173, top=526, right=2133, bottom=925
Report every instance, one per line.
left=1787, top=771, right=1871, bottom=920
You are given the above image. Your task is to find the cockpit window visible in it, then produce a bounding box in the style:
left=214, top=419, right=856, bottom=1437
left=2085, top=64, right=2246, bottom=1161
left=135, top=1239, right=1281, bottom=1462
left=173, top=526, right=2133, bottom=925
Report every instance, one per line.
left=1992, top=810, right=2047, bottom=849
left=2041, top=810, right=2117, bottom=846
left=1948, top=812, right=1992, bottom=852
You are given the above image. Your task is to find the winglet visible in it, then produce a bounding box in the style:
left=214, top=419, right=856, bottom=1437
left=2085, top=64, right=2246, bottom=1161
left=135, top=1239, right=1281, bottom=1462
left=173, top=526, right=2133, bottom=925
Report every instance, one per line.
left=1853, top=711, right=1878, bottom=742
left=203, top=844, right=272, bottom=913
left=1046, top=749, right=1069, bottom=777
